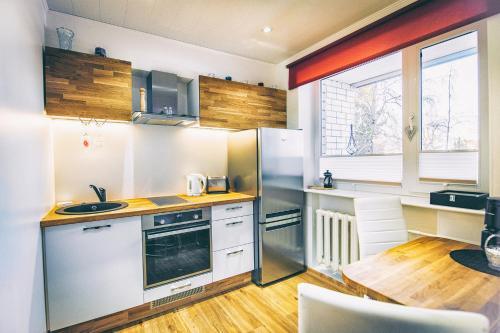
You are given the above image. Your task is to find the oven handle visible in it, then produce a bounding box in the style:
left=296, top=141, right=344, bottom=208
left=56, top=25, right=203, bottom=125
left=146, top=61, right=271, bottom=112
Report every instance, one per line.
left=171, top=281, right=192, bottom=291
left=146, top=225, right=210, bottom=239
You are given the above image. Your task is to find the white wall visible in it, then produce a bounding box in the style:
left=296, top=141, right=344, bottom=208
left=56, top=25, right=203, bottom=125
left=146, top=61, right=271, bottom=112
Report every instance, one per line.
left=45, top=10, right=278, bottom=86
left=0, top=0, right=52, bottom=332
left=52, top=120, right=228, bottom=202
left=45, top=11, right=277, bottom=202
left=487, top=14, right=500, bottom=196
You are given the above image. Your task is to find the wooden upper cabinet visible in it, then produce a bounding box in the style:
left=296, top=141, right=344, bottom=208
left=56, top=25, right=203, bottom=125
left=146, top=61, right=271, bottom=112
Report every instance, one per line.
left=44, top=47, right=132, bottom=121
left=199, top=76, right=286, bottom=130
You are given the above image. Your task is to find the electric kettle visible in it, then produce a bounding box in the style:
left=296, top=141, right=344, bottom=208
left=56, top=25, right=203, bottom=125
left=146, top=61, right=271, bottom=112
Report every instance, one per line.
left=186, top=173, right=206, bottom=196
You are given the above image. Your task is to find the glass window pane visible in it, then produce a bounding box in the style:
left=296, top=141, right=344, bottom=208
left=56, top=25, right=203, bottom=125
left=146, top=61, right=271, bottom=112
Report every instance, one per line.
left=420, top=32, right=478, bottom=152
left=321, top=52, right=402, bottom=157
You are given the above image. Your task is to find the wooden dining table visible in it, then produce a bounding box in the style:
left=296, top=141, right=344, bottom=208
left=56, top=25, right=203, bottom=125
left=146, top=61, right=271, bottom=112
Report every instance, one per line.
left=342, top=236, right=500, bottom=333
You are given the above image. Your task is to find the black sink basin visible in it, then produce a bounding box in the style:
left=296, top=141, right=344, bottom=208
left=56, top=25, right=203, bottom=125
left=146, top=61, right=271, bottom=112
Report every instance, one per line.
left=55, top=202, right=128, bottom=215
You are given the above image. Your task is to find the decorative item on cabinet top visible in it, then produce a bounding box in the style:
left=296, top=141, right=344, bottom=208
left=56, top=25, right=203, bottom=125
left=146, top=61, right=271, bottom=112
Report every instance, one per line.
left=56, top=27, right=74, bottom=50
left=199, top=75, right=286, bottom=130
left=43, top=47, right=132, bottom=122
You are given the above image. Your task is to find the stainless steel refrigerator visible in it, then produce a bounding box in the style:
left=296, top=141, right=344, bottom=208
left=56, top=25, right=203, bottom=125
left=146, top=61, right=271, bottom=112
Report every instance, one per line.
left=228, top=128, right=305, bottom=286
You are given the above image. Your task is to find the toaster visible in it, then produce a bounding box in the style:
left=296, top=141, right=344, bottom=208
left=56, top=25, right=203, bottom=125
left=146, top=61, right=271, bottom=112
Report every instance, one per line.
left=207, top=176, right=230, bottom=194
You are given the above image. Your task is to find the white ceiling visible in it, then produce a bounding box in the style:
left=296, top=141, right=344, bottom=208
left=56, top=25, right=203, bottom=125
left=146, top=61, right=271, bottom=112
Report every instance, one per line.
left=46, top=0, right=400, bottom=64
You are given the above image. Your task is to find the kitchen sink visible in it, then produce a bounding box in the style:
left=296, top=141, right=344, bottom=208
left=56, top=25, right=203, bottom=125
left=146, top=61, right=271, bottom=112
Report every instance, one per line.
left=55, top=202, right=129, bottom=215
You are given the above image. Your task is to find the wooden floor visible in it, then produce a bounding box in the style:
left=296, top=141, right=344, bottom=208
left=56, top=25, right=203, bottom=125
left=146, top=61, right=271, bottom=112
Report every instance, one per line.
left=116, top=272, right=354, bottom=333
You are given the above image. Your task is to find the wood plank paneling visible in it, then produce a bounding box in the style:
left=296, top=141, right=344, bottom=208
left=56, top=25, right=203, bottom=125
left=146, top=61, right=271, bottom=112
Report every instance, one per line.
left=44, top=47, right=132, bottom=121
left=199, top=76, right=286, bottom=130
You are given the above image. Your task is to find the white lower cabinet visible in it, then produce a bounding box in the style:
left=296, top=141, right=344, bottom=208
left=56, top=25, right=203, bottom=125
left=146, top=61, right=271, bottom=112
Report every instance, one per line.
left=211, top=202, right=255, bottom=282
left=44, top=217, right=143, bottom=331
left=212, top=243, right=254, bottom=282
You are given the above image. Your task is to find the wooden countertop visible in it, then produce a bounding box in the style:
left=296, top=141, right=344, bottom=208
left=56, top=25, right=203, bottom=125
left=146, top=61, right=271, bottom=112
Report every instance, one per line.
left=41, top=192, right=254, bottom=228
left=342, top=236, right=500, bottom=332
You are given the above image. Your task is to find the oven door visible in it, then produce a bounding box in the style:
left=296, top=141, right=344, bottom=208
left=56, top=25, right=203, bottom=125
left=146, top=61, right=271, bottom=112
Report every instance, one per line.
left=143, top=220, right=211, bottom=289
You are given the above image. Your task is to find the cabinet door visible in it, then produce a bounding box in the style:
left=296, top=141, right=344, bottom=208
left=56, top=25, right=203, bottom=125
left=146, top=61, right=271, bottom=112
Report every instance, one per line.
left=45, top=217, right=143, bottom=330
left=212, top=215, right=254, bottom=251
left=199, top=75, right=286, bottom=130
left=44, top=47, right=132, bottom=121
left=212, top=243, right=254, bottom=282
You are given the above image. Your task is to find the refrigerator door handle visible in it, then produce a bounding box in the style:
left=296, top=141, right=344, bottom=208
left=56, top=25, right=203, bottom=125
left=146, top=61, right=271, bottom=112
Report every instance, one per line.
left=265, top=209, right=302, bottom=223
left=265, top=217, right=301, bottom=232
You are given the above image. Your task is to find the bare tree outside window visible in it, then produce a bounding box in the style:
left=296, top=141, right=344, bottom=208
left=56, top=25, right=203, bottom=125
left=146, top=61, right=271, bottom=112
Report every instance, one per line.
left=352, top=77, right=402, bottom=155
left=421, top=32, right=478, bottom=152
left=321, top=75, right=402, bottom=157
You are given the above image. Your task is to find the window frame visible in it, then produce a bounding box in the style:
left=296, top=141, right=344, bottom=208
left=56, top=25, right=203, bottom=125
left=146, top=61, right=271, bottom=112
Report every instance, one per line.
left=409, top=22, right=488, bottom=192
left=315, top=20, right=489, bottom=193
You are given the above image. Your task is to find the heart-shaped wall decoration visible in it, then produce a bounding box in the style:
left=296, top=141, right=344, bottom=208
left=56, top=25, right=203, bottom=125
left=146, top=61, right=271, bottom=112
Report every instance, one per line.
left=405, top=125, right=417, bottom=141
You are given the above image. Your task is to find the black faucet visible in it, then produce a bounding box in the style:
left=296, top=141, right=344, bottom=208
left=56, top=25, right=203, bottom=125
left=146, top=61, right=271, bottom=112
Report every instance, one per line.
left=89, top=184, right=106, bottom=202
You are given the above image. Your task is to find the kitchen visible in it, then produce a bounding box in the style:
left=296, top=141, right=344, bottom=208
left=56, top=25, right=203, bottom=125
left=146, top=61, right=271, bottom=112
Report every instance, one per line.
left=1, top=1, right=500, bottom=333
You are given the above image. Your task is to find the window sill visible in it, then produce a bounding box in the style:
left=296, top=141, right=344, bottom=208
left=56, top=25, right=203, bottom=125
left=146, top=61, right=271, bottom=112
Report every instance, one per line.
left=304, top=188, right=485, bottom=216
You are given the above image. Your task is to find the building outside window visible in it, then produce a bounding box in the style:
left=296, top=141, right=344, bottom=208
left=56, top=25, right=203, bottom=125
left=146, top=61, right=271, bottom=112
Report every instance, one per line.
left=320, top=52, right=403, bottom=183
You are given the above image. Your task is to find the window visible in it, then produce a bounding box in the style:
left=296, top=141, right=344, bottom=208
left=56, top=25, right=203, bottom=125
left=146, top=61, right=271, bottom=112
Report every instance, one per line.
left=315, top=23, right=488, bottom=193
left=320, top=52, right=403, bottom=183
left=419, top=32, right=479, bottom=183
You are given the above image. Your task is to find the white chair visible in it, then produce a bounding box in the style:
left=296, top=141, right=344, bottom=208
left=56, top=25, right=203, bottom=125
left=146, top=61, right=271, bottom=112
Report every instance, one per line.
left=353, top=196, right=408, bottom=258
left=298, top=283, right=489, bottom=333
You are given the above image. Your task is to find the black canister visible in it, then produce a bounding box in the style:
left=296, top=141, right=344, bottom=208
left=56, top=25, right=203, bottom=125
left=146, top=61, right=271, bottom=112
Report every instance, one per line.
left=481, top=197, right=500, bottom=248
left=323, top=170, right=333, bottom=188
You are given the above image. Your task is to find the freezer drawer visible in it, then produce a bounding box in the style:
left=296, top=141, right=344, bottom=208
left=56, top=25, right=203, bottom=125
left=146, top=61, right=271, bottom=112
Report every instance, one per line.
left=256, top=216, right=305, bottom=285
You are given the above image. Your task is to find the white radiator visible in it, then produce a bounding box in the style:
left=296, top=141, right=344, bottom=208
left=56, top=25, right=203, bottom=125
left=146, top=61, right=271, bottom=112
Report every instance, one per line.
left=315, top=209, right=359, bottom=271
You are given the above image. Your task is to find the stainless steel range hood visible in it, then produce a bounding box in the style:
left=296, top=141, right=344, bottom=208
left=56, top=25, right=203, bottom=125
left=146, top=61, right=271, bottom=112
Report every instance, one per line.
left=132, top=70, right=199, bottom=126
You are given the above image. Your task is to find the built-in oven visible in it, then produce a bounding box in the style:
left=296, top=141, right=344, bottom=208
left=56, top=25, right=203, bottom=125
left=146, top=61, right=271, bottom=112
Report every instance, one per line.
left=142, top=207, right=212, bottom=289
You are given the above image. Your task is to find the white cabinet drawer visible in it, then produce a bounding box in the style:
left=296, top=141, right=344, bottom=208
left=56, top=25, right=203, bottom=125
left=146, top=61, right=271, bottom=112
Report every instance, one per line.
left=212, top=201, right=253, bottom=221
left=144, top=272, right=212, bottom=303
left=45, top=217, right=143, bottom=331
left=212, top=215, right=254, bottom=251
left=212, top=243, right=254, bottom=282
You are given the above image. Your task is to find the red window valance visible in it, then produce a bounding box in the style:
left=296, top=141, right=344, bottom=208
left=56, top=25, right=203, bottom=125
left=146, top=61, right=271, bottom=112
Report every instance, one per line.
left=287, top=0, right=500, bottom=90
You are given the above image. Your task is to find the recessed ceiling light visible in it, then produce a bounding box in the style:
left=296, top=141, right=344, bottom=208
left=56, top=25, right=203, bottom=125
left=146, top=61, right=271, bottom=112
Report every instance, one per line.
left=262, top=26, right=272, bottom=33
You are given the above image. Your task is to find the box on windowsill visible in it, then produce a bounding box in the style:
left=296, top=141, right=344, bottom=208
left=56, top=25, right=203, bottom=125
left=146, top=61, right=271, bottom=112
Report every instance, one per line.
left=430, top=190, right=488, bottom=210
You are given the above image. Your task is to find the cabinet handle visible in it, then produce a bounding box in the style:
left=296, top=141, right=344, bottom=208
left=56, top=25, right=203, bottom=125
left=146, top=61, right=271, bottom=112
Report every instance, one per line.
left=226, top=206, right=243, bottom=211
left=171, top=282, right=192, bottom=291
left=82, top=224, right=111, bottom=231
left=226, top=221, right=243, bottom=226
left=227, top=249, right=244, bottom=256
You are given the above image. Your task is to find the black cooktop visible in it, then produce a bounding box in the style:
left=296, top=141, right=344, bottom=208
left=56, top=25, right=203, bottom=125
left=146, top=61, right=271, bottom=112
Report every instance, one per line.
left=148, top=196, right=188, bottom=206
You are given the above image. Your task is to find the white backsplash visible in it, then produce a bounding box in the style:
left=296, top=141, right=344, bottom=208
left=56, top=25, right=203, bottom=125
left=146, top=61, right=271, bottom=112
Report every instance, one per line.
left=52, top=119, right=228, bottom=202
